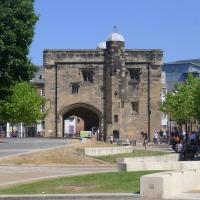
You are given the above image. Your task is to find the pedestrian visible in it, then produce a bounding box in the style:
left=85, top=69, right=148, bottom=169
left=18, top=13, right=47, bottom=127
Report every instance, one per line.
left=110, top=135, right=113, bottom=144
left=153, top=130, right=158, bottom=144
left=144, top=132, right=148, bottom=149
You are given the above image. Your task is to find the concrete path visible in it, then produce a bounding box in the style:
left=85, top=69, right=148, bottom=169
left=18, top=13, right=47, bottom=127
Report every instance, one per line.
left=0, top=138, right=69, bottom=158
left=0, top=165, right=117, bottom=188
left=0, top=193, right=139, bottom=200
left=173, top=192, right=200, bottom=199
left=0, top=193, right=199, bottom=200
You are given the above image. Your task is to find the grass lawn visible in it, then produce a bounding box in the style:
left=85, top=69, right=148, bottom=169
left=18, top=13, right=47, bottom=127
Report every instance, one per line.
left=0, top=140, right=116, bottom=165
left=0, top=171, right=159, bottom=194
left=95, top=149, right=171, bottom=164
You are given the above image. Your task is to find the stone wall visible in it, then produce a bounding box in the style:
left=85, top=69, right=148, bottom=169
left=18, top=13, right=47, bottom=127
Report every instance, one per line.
left=84, top=146, right=133, bottom=156
left=44, top=50, right=104, bottom=137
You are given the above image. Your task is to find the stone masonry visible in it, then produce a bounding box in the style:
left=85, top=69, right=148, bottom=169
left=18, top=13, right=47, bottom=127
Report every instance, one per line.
left=43, top=32, right=163, bottom=140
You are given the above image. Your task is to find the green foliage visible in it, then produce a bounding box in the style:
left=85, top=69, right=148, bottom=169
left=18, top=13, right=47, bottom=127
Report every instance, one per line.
left=193, top=80, right=200, bottom=121
left=0, top=0, right=38, bottom=100
left=0, top=82, right=45, bottom=125
left=160, top=73, right=200, bottom=124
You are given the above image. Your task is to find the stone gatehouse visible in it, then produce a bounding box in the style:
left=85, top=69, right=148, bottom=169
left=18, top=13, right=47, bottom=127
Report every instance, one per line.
left=44, top=32, right=163, bottom=140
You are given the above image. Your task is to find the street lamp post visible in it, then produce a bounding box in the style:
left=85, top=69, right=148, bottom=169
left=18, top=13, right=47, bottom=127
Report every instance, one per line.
left=147, top=63, right=151, bottom=141
left=55, top=64, right=58, bottom=138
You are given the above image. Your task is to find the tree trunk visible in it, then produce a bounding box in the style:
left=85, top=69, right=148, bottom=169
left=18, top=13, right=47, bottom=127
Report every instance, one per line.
left=185, top=122, right=188, bottom=132
left=11, top=124, right=14, bottom=137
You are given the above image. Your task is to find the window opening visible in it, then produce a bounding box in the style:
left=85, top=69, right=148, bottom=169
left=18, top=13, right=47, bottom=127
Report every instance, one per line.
left=41, top=88, right=45, bottom=97
left=131, top=102, right=139, bottom=113
left=82, top=70, right=94, bottom=83
left=71, top=83, right=80, bottom=94
left=114, top=115, right=118, bottom=123
left=129, top=69, right=140, bottom=83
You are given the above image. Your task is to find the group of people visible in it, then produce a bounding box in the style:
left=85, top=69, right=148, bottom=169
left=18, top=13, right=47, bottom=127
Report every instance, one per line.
left=153, top=129, right=170, bottom=144
left=141, top=127, right=200, bottom=159
left=169, top=128, right=200, bottom=160
left=141, top=129, right=169, bottom=148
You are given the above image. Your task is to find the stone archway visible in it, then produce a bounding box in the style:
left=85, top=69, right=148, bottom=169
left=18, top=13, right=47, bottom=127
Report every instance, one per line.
left=59, top=103, right=103, bottom=138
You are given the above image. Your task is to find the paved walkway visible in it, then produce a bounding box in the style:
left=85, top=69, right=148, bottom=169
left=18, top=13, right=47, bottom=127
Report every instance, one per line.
left=0, top=193, right=139, bottom=200
left=0, top=193, right=199, bottom=200
left=0, top=138, right=69, bottom=158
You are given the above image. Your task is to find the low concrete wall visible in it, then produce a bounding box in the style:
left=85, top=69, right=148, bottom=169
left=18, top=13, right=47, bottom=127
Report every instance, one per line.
left=84, top=146, right=133, bottom=156
left=118, top=154, right=181, bottom=171
left=119, top=160, right=200, bottom=171
left=140, top=169, right=200, bottom=199
left=119, top=153, right=179, bottom=163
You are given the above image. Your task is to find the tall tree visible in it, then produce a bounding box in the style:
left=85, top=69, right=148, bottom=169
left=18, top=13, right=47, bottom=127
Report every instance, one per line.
left=160, top=73, right=200, bottom=128
left=191, top=75, right=200, bottom=121
left=0, top=0, right=38, bottom=100
left=0, top=82, right=45, bottom=127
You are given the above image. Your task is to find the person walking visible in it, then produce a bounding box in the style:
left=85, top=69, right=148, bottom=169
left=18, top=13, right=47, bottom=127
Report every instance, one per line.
left=153, top=130, right=158, bottom=144
left=143, top=132, right=148, bottom=149
left=110, top=135, right=113, bottom=144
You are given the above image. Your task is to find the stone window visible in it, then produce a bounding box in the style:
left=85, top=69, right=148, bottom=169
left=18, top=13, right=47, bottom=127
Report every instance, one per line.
left=114, top=115, right=118, bottom=123
left=112, top=67, right=117, bottom=75
left=39, top=74, right=45, bottom=80
left=41, top=88, right=45, bottom=97
left=129, top=69, right=140, bottom=83
left=82, top=70, right=93, bottom=83
left=131, top=102, right=139, bottom=113
left=41, top=105, right=45, bottom=113
left=71, top=83, right=80, bottom=94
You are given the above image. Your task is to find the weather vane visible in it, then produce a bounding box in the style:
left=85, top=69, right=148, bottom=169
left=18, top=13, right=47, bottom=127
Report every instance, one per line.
left=113, top=25, right=117, bottom=33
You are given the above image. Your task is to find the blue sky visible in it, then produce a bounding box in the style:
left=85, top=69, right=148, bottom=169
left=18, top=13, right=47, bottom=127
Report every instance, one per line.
left=30, top=0, right=200, bottom=65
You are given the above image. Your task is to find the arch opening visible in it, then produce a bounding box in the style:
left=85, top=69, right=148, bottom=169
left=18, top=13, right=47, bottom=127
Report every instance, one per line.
left=61, top=104, right=102, bottom=138
left=113, top=130, right=120, bottom=139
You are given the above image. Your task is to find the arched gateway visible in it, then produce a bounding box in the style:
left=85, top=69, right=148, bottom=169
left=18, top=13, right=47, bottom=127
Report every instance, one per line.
left=44, top=31, right=163, bottom=140
left=59, top=103, right=103, bottom=138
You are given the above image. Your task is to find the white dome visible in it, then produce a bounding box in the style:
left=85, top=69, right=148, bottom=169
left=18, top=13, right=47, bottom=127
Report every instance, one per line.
left=97, top=41, right=107, bottom=49
left=107, top=32, right=125, bottom=42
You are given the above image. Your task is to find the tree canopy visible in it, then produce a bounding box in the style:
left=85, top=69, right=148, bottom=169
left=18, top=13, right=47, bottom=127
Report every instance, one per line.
left=0, top=0, right=38, bottom=100
left=0, top=82, right=45, bottom=125
left=160, top=73, right=200, bottom=125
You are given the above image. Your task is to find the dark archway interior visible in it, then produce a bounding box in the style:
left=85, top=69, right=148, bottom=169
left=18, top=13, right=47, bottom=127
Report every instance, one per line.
left=63, top=107, right=99, bottom=131
left=113, top=130, right=120, bottom=139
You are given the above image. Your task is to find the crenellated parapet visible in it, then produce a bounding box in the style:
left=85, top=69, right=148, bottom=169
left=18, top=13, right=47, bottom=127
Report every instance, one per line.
left=43, top=50, right=105, bottom=66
